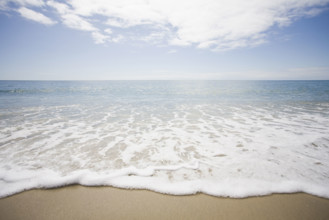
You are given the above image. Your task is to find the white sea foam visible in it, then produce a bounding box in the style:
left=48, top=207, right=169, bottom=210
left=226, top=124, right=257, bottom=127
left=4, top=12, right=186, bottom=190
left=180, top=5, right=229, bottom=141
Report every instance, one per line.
left=1, top=101, right=329, bottom=198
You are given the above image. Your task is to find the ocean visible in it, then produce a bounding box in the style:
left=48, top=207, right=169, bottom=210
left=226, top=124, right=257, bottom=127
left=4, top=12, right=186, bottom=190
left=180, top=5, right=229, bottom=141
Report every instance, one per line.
left=0, top=80, right=329, bottom=198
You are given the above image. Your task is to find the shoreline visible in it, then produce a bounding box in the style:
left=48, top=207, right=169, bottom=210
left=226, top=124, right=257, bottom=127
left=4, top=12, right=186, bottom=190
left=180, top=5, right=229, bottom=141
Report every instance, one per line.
left=1, top=185, right=329, bottom=220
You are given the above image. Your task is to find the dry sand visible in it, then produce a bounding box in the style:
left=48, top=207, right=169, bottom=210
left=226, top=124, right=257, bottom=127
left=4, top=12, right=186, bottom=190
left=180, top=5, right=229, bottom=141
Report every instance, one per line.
left=1, top=185, right=329, bottom=220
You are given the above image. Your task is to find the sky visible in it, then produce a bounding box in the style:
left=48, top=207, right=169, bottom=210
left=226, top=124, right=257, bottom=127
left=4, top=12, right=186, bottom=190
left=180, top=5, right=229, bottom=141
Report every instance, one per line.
left=0, top=0, right=329, bottom=80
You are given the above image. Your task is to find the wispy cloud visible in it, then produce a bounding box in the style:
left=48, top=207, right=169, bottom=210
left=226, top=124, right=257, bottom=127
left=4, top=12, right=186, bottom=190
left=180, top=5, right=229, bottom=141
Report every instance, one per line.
left=1, top=0, right=329, bottom=50
left=92, top=31, right=109, bottom=44
left=60, top=13, right=96, bottom=31
left=17, top=7, right=56, bottom=25
left=8, top=0, right=44, bottom=7
left=46, top=0, right=109, bottom=44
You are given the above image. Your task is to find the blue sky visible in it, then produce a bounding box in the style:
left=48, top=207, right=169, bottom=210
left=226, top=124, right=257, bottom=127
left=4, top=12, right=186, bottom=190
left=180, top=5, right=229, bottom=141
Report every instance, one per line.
left=0, top=0, right=329, bottom=80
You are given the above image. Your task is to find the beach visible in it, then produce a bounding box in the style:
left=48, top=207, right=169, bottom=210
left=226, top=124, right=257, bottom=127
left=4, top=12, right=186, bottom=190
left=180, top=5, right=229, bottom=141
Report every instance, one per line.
left=1, top=186, right=329, bottom=220
left=1, top=81, right=329, bottom=219
left=1, top=0, right=329, bottom=217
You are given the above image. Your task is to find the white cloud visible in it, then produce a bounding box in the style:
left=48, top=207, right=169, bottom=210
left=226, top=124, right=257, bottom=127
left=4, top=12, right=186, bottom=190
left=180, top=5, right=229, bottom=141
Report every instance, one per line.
left=92, top=31, right=109, bottom=44
left=2, top=0, right=329, bottom=48
left=105, top=18, right=132, bottom=28
left=17, top=7, right=56, bottom=25
left=46, top=0, right=70, bottom=15
left=139, top=31, right=166, bottom=44
left=169, top=37, right=191, bottom=46
left=66, top=0, right=329, bottom=50
left=304, top=7, right=328, bottom=17
left=111, top=34, right=124, bottom=43
left=8, top=0, right=44, bottom=7
left=47, top=0, right=96, bottom=32
left=0, top=0, right=44, bottom=10
left=104, top=28, right=112, bottom=34
left=61, top=13, right=96, bottom=31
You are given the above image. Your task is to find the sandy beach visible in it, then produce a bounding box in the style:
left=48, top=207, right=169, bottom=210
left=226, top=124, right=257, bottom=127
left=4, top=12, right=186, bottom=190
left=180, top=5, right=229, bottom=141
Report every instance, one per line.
left=0, top=186, right=329, bottom=220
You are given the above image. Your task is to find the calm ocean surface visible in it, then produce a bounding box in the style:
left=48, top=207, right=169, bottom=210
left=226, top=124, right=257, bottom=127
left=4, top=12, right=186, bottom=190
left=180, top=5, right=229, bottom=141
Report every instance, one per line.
left=0, top=80, right=329, bottom=198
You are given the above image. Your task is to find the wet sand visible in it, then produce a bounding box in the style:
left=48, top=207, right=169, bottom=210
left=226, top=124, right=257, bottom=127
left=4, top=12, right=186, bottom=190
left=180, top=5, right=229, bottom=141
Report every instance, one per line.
left=1, top=185, right=329, bottom=220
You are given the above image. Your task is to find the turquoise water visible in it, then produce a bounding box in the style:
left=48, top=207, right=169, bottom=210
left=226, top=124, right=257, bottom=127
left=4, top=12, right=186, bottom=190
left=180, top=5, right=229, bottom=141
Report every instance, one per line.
left=0, top=80, right=329, bottom=198
left=1, top=80, right=329, bottom=106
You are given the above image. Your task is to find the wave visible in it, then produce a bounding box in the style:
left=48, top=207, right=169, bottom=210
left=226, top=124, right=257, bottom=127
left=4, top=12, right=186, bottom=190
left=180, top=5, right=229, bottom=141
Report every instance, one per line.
left=1, top=102, right=329, bottom=198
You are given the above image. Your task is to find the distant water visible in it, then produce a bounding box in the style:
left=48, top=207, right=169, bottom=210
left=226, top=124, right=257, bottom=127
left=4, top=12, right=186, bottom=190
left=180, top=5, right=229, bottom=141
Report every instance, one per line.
left=1, top=80, right=329, bottom=198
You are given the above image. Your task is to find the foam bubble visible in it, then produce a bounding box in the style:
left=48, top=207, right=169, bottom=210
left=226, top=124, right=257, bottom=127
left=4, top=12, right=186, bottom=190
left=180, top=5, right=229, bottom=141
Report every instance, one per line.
left=1, top=100, right=329, bottom=198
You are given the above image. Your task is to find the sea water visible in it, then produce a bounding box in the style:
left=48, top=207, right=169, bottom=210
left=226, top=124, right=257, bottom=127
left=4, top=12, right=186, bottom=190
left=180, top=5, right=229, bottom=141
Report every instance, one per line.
left=0, top=80, right=329, bottom=198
